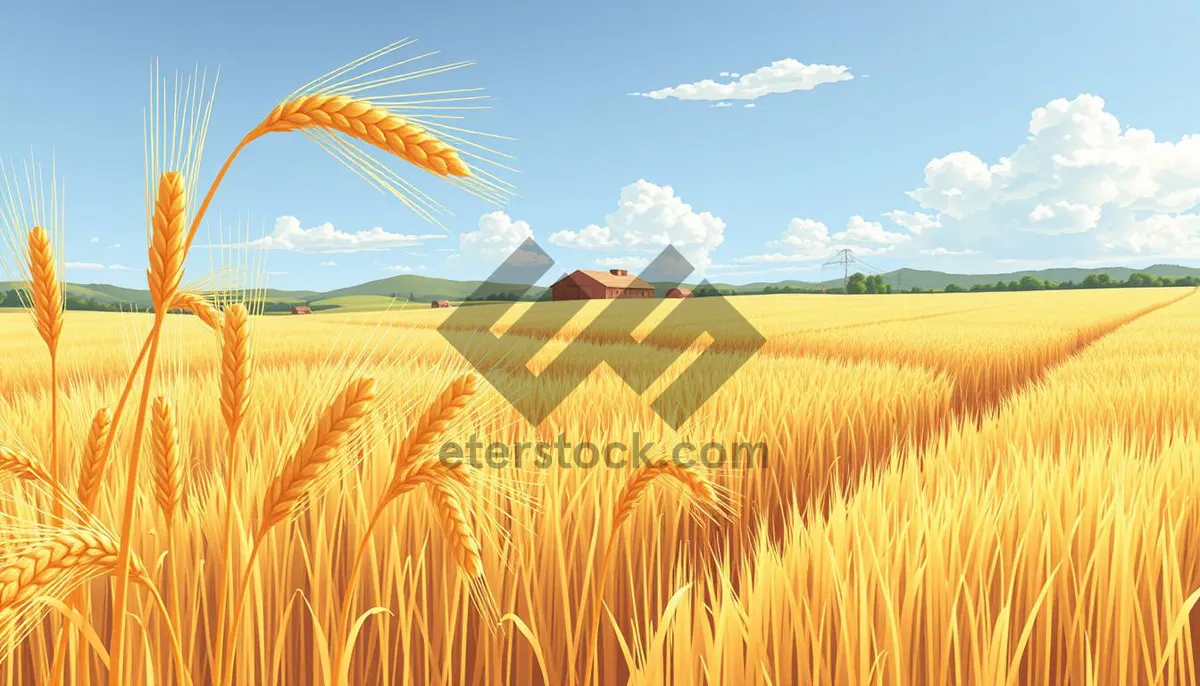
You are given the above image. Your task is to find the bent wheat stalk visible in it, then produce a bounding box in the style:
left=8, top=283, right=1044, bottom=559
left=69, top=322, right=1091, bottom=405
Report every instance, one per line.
left=220, top=377, right=377, bottom=686
left=170, top=291, right=222, bottom=330
left=331, top=374, right=477, bottom=685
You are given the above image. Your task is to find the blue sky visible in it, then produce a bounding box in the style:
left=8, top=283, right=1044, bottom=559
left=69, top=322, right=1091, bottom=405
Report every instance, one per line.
left=2, top=0, right=1199, bottom=290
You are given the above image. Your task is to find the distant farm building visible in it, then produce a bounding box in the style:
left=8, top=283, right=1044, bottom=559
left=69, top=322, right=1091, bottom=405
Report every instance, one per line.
left=550, top=269, right=654, bottom=301
left=431, top=300, right=451, bottom=308
left=666, top=288, right=693, bottom=299
left=291, top=305, right=312, bottom=315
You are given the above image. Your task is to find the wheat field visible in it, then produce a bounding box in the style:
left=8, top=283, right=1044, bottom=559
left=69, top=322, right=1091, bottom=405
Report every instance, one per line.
left=3, top=38, right=1200, bottom=686
left=0, top=285, right=1198, bottom=685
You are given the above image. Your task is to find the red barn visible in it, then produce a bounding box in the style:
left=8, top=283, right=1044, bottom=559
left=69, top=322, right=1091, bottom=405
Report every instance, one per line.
left=291, top=305, right=312, bottom=315
left=550, top=269, right=655, bottom=301
left=666, top=288, right=693, bottom=298
left=431, top=300, right=451, bottom=308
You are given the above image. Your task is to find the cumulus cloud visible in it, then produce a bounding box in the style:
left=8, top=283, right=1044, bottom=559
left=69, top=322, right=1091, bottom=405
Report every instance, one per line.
left=458, top=211, right=534, bottom=264
left=737, top=215, right=910, bottom=264
left=897, top=94, right=1200, bottom=256
left=632, top=59, right=854, bottom=102
left=319, top=260, right=338, bottom=267
left=744, top=103, right=757, bottom=109
left=712, top=102, right=732, bottom=108
left=549, top=180, right=725, bottom=272
left=88, top=237, right=100, bottom=244
left=883, top=210, right=941, bottom=235
left=66, top=262, right=135, bottom=271
left=250, top=216, right=442, bottom=254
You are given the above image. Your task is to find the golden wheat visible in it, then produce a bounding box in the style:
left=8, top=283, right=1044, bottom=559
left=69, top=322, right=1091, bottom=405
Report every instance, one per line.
left=147, top=172, right=187, bottom=311
left=75, top=408, right=112, bottom=508
left=150, top=397, right=183, bottom=523
left=26, top=227, right=63, bottom=355
left=0, top=444, right=52, bottom=485
left=219, top=304, right=251, bottom=437
left=171, top=291, right=222, bottom=330
left=258, top=376, right=378, bottom=536
left=252, top=95, right=471, bottom=177
left=385, top=374, right=476, bottom=498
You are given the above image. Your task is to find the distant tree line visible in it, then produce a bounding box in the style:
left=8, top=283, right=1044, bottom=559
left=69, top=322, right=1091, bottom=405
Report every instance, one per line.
left=943, top=272, right=1200, bottom=293
left=2, top=289, right=129, bottom=312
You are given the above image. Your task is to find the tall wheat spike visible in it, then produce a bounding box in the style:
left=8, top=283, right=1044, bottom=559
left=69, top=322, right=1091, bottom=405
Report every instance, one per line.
left=171, top=291, right=222, bottom=330
left=428, top=481, right=484, bottom=578
left=26, top=227, right=63, bottom=355
left=147, top=172, right=187, bottom=311
left=250, top=95, right=470, bottom=178
left=76, top=408, right=113, bottom=507
left=150, top=397, right=183, bottom=523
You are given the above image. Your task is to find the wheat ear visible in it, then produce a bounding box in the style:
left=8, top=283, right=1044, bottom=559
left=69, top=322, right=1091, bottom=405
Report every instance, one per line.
left=258, top=376, right=377, bottom=536
left=76, top=408, right=113, bottom=507
left=0, top=445, right=53, bottom=485
left=385, top=375, right=476, bottom=500
left=26, top=227, right=63, bottom=355
left=251, top=95, right=470, bottom=177
left=170, top=291, right=222, bottom=330
left=220, top=304, right=251, bottom=437
left=147, top=172, right=187, bottom=311
left=150, top=397, right=184, bottom=524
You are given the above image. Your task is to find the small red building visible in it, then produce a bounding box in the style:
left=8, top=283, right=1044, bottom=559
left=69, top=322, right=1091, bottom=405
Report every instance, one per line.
left=550, top=269, right=655, bottom=301
left=666, top=288, right=693, bottom=299
left=291, top=305, right=312, bottom=315
left=431, top=300, right=451, bottom=308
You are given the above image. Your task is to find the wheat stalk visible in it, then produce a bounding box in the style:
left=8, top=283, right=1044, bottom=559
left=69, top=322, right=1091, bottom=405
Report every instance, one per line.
left=582, top=460, right=719, bottom=683
left=221, top=376, right=377, bottom=686
left=26, top=227, right=63, bottom=355
left=147, top=172, right=187, bottom=311
left=170, top=291, right=222, bottom=330
left=428, top=480, right=484, bottom=578
left=76, top=408, right=113, bottom=507
left=250, top=95, right=470, bottom=178
left=150, top=397, right=184, bottom=524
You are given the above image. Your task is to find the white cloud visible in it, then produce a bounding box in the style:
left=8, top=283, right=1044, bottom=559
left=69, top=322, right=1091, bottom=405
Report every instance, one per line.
left=594, top=256, right=651, bottom=270
left=458, top=211, right=534, bottom=262
left=88, top=237, right=99, bottom=244
left=919, top=247, right=980, bottom=256
left=632, top=59, right=854, bottom=102
left=385, top=264, right=429, bottom=274
left=251, top=216, right=442, bottom=254
left=883, top=210, right=941, bottom=235
left=111, top=244, right=121, bottom=249
left=744, top=103, right=757, bottom=109
left=738, top=215, right=909, bottom=264
left=833, top=216, right=911, bottom=245
left=66, top=261, right=134, bottom=271
left=319, top=260, right=338, bottom=267
left=712, top=102, right=732, bottom=108
left=898, top=94, right=1200, bottom=256
left=549, top=180, right=725, bottom=272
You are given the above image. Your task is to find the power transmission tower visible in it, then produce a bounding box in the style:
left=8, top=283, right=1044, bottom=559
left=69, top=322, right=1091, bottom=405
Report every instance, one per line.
left=823, top=249, right=856, bottom=292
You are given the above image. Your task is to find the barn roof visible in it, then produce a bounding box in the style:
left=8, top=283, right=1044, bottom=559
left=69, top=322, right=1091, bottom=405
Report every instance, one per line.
left=554, top=269, right=654, bottom=290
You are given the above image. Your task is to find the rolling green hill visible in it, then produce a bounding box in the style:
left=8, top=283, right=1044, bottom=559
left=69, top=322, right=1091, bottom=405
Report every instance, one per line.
left=4, top=263, right=1198, bottom=313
